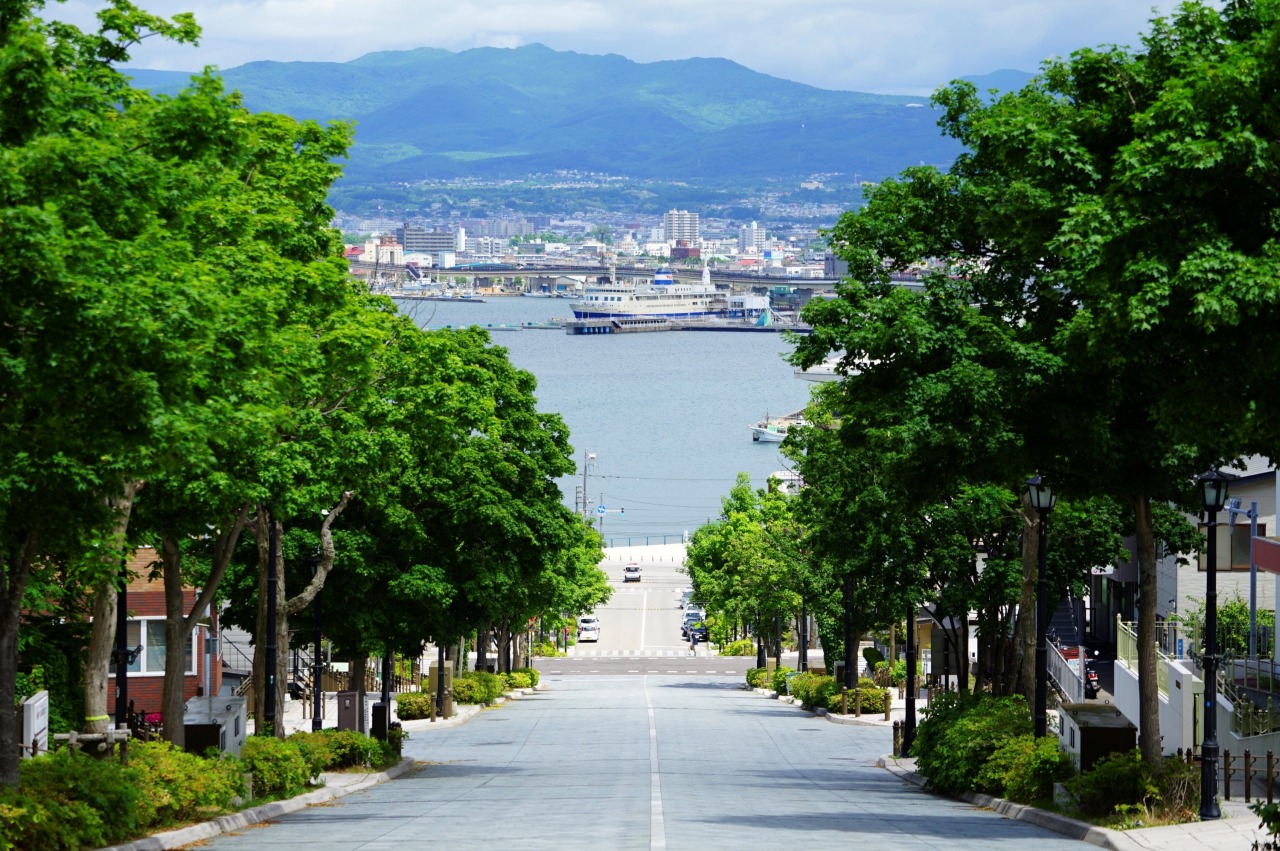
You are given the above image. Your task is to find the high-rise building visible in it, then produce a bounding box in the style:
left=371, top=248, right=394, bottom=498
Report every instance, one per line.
left=662, top=209, right=700, bottom=244
left=739, top=221, right=767, bottom=252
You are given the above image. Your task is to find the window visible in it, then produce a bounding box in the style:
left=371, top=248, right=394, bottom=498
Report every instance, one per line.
left=1198, top=522, right=1268, bottom=571
left=110, top=618, right=196, bottom=676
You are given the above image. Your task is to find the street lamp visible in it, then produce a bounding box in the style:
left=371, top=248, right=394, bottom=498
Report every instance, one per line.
left=1027, top=475, right=1057, bottom=739
left=904, top=602, right=917, bottom=755
left=1197, top=467, right=1237, bottom=821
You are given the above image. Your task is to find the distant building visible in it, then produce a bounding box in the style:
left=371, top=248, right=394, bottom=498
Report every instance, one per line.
left=671, top=239, right=701, bottom=261
left=739, top=221, right=767, bottom=252
left=396, top=226, right=457, bottom=254
left=662, top=209, right=700, bottom=243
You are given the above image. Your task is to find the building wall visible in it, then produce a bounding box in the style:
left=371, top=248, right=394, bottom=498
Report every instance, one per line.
left=106, top=551, right=221, bottom=718
left=1174, top=468, right=1277, bottom=635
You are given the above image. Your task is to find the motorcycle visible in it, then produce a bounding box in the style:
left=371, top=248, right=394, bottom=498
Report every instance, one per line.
left=1084, top=650, right=1100, bottom=699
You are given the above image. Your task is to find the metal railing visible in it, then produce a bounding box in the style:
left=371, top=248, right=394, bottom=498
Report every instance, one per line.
left=1047, top=643, right=1084, bottom=704
left=1117, top=619, right=1170, bottom=696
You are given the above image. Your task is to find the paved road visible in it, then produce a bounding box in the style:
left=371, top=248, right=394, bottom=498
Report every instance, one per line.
left=198, top=675, right=1091, bottom=850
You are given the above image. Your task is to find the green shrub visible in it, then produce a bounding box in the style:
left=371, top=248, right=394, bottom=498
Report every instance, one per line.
left=862, top=646, right=885, bottom=673
left=1064, top=749, right=1153, bottom=818
left=129, top=741, right=245, bottom=823
left=511, top=666, right=540, bottom=686
left=452, top=670, right=507, bottom=705
left=771, top=666, right=795, bottom=694
left=322, top=729, right=394, bottom=770
left=0, top=787, right=107, bottom=851
left=788, top=672, right=841, bottom=710
left=822, top=677, right=888, bottom=714
left=976, top=733, right=1072, bottom=802
left=19, top=748, right=148, bottom=843
left=531, top=640, right=562, bottom=657
left=720, top=638, right=755, bottom=656
left=284, top=731, right=337, bottom=780
left=396, top=690, right=434, bottom=720
left=504, top=671, right=532, bottom=690
left=241, top=735, right=309, bottom=799
left=745, top=667, right=768, bottom=688
left=913, top=693, right=1032, bottom=796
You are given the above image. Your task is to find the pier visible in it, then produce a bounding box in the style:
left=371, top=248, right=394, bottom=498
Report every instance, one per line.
left=564, top=317, right=810, bottom=335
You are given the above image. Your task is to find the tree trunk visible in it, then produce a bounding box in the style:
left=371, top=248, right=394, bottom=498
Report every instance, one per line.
left=84, top=483, right=141, bottom=735
left=1014, top=500, right=1038, bottom=701
left=0, top=533, right=38, bottom=788
left=476, top=629, right=489, bottom=672
left=160, top=504, right=250, bottom=748
left=1132, top=494, right=1162, bottom=770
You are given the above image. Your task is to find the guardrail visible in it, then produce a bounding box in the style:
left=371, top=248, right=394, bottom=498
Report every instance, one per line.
left=1048, top=642, right=1084, bottom=704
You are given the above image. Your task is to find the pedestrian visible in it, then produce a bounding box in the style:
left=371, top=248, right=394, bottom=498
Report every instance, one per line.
left=690, top=630, right=699, bottom=656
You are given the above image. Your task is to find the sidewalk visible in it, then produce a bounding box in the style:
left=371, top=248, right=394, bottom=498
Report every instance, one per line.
left=102, top=687, right=537, bottom=851
left=750, top=686, right=1273, bottom=850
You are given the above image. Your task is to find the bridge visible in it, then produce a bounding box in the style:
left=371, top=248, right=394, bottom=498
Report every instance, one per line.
left=349, top=259, right=860, bottom=292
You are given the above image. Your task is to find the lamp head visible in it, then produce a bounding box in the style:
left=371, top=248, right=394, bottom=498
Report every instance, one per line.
left=1195, top=468, right=1237, bottom=513
left=1025, top=474, right=1057, bottom=513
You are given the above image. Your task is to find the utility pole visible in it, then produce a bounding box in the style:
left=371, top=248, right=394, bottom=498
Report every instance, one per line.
left=581, top=452, right=596, bottom=518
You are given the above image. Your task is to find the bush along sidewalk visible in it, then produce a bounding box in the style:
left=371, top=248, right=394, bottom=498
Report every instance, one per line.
left=0, top=729, right=402, bottom=851
left=909, top=691, right=1198, bottom=829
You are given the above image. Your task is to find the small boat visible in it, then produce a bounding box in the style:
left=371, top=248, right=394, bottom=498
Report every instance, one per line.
left=750, top=411, right=806, bottom=442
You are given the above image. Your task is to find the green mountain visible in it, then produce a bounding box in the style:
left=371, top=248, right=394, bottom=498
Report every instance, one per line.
left=124, top=43, right=964, bottom=186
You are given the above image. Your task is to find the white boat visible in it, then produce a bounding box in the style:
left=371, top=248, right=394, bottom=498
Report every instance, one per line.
left=750, top=411, right=806, bottom=442
left=571, top=265, right=723, bottom=320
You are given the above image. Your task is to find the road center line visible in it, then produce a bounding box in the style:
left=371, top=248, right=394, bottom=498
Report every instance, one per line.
left=645, top=677, right=666, bottom=850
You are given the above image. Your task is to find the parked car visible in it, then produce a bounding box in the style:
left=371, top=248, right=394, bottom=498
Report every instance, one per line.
left=623, top=563, right=642, bottom=582
left=578, top=625, right=600, bottom=642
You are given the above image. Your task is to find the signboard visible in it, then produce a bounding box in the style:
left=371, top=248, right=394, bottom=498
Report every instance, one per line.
left=596, top=505, right=606, bottom=515
left=20, top=690, right=48, bottom=759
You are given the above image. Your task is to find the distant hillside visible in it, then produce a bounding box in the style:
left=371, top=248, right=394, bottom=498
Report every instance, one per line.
left=125, top=44, right=967, bottom=189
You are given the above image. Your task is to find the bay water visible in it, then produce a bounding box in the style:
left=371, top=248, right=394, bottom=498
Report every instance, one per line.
left=398, top=296, right=813, bottom=544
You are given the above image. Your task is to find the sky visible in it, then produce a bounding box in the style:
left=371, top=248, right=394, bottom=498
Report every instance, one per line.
left=55, top=1, right=1192, bottom=96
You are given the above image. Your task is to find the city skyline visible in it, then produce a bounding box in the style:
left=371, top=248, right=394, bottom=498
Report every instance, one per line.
left=55, top=0, right=1189, bottom=96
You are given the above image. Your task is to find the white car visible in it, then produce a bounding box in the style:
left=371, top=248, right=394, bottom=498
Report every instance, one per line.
left=578, top=625, right=601, bottom=642
left=623, top=563, right=642, bottom=582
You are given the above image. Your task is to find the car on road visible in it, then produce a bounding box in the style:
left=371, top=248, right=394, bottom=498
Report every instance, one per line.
left=685, top=621, right=709, bottom=642
left=623, top=563, right=642, bottom=582
left=681, top=610, right=706, bottom=637
left=578, top=624, right=600, bottom=642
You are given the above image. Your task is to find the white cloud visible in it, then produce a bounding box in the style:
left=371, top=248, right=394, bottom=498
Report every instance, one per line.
left=54, top=0, right=1189, bottom=94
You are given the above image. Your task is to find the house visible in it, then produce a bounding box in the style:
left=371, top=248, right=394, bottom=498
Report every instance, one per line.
left=107, top=548, right=222, bottom=719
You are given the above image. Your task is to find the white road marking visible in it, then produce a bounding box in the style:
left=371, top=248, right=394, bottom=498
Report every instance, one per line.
left=645, top=677, right=666, bottom=850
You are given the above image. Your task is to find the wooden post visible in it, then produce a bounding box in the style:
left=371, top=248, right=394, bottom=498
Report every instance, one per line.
left=855, top=685, right=862, bottom=717
left=1224, top=750, right=1232, bottom=800
left=841, top=686, right=848, bottom=715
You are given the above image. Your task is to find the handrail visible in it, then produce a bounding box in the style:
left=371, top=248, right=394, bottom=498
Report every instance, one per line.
left=1047, top=642, right=1084, bottom=704
left=1117, top=619, right=1170, bottom=696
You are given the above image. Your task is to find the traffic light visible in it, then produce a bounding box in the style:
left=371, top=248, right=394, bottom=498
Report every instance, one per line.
left=619, top=507, right=624, bottom=517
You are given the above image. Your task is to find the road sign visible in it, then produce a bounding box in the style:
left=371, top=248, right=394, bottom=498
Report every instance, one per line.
left=596, top=505, right=606, bottom=515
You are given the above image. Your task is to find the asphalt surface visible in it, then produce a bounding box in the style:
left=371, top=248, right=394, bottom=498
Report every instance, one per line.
left=180, top=675, right=1098, bottom=850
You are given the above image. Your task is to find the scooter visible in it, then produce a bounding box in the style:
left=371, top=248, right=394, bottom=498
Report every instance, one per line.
left=1084, top=650, right=1100, bottom=699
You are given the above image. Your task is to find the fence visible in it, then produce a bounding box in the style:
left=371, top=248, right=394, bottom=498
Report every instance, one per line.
left=1177, top=747, right=1280, bottom=804
left=1048, top=642, right=1084, bottom=704
left=1118, top=620, right=1171, bottom=696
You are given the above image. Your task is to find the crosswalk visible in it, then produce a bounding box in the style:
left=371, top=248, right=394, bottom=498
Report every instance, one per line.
left=567, top=648, right=716, bottom=658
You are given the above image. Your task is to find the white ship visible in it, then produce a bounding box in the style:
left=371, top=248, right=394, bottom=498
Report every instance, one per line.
left=571, top=266, right=723, bottom=320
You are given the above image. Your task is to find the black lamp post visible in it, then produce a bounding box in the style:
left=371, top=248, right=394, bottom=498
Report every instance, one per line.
left=904, top=602, right=917, bottom=754
left=1027, top=475, right=1057, bottom=739
left=1197, top=467, right=1236, bottom=821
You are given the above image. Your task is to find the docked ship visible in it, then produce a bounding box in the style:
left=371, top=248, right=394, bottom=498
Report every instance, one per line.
left=571, top=266, right=723, bottom=320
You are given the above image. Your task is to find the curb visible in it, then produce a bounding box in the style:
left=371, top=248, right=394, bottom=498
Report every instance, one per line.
left=98, top=756, right=418, bottom=851
left=875, top=755, right=1143, bottom=850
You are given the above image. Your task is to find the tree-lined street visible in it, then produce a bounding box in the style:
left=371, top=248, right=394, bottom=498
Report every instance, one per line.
left=193, top=675, right=1093, bottom=850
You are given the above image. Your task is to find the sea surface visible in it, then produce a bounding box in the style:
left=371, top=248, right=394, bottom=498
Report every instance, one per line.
left=396, top=296, right=814, bottom=545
